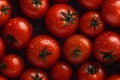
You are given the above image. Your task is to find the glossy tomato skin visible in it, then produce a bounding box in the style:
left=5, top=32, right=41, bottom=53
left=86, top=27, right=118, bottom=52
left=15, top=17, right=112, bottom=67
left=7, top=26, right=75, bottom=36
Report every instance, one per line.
left=20, top=68, right=48, bottom=80
left=20, top=0, right=48, bottom=19
left=102, top=0, right=120, bottom=27
left=26, top=35, right=60, bottom=69
left=107, top=74, right=120, bottom=80
left=0, top=0, right=12, bottom=26
left=78, top=0, right=103, bottom=10
left=3, top=17, right=33, bottom=49
left=50, top=61, right=72, bottom=80
left=0, top=37, right=5, bottom=58
left=79, top=11, right=105, bottom=37
left=0, top=54, right=24, bottom=78
left=46, top=4, right=79, bottom=38
left=0, top=75, right=7, bottom=80
left=53, top=0, right=69, bottom=3
left=62, top=34, right=92, bottom=64
left=78, top=61, right=105, bottom=80
left=93, top=31, right=120, bottom=64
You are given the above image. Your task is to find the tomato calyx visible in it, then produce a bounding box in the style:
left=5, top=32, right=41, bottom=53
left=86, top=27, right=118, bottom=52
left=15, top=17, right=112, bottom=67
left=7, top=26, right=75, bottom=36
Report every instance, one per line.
left=6, top=34, right=18, bottom=46
left=61, top=9, right=78, bottom=25
left=31, top=0, right=42, bottom=9
left=1, top=5, right=10, bottom=15
left=98, top=50, right=115, bottom=63
left=31, top=71, right=45, bottom=80
left=39, top=47, right=52, bottom=63
left=91, top=15, right=101, bottom=29
left=86, top=64, right=98, bottom=74
left=72, top=48, right=82, bottom=59
left=0, top=63, right=6, bottom=69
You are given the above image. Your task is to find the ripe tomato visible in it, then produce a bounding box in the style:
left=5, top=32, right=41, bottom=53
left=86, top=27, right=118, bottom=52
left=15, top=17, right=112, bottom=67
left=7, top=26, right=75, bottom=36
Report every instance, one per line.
left=45, top=4, right=79, bottom=38
left=26, top=35, right=60, bottom=69
left=0, top=75, right=7, bottom=80
left=93, top=31, right=120, bottom=64
left=62, top=34, right=92, bottom=64
left=53, top=0, right=69, bottom=3
left=78, top=0, right=103, bottom=10
left=0, top=0, right=12, bottom=26
left=102, top=0, right=120, bottom=27
left=78, top=61, right=105, bottom=80
left=20, top=0, right=48, bottom=19
left=0, top=37, right=5, bottom=58
left=50, top=61, right=72, bottom=80
left=107, top=74, right=120, bottom=80
left=0, top=54, right=24, bottom=78
left=79, top=11, right=105, bottom=37
left=3, top=17, right=33, bottom=49
left=20, top=68, right=48, bottom=80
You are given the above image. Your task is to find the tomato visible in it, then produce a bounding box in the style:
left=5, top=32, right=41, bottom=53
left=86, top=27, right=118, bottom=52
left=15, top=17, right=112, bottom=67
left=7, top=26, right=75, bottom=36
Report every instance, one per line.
left=45, top=4, right=79, bottom=38
left=3, top=17, right=33, bottom=49
left=20, top=68, right=48, bottom=80
left=26, top=35, right=60, bottom=69
left=93, top=31, right=120, bottom=64
left=101, top=0, right=120, bottom=27
left=53, top=0, right=69, bottom=3
left=78, top=0, right=103, bottom=10
left=79, top=11, right=105, bottom=37
left=78, top=61, right=105, bottom=80
left=107, top=74, right=120, bottom=80
left=0, top=75, right=7, bottom=80
left=0, top=54, right=24, bottom=78
left=50, top=61, right=72, bottom=80
left=20, top=0, right=48, bottom=19
left=62, top=34, right=92, bottom=64
left=0, top=37, right=5, bottom=58
left=0, top=0, right=11, bottom=26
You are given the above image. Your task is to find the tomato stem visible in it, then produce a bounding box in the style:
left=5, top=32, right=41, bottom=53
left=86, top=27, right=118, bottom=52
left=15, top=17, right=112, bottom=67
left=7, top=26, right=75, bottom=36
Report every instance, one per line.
left=0, top=63, right=6, bottom=69
left=1, top=5, right=10, bottom=15
left=31, top=0, right=42, bottom=9
left=86, top=64, right=98, bottom=74
left=6, top=34, right=18, bottom=46
left=39, top=47, right=52, bottom=63
left=31, top=70, right=45, bottom=80
left=98, top=50, right=114, bottom=63
left=61, top=9, right=78, bottom=25
left=91, top=15, right=101, bottom=29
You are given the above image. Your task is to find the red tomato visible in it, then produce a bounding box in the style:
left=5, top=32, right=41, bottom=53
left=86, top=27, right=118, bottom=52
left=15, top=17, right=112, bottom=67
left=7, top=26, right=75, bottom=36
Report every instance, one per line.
left=20, top=0, right=48, bottom=19
left=50, top=61, right=72, bottom=80
left=78, top=61, right=105, bottom=80
left=3, top=17, right=33, bottom=49
left=20, top=68, right=48, bottom=80
left=0, top=37, right=5, bottom=58
left=0, top=75, right=7, bottom=80
left=53, top=0, right=69, bottom=3
left=26, top=35, right=60, bottom=68
left=62, top=34, right=92, bottom=64
left=78, top=0, right=103, bottom=10
left=93, top=31, right=120, bottom=64
left=79, top=11, right=105, bottom=37
left=0, top=54, right=24, bottom=78
left=107, top=74, right=120, bottom=80
left=102, top=0, right=120, bottom=27
left=45, top=4, right=79, bottom=38
left=0, top=0, right=12, bottom=26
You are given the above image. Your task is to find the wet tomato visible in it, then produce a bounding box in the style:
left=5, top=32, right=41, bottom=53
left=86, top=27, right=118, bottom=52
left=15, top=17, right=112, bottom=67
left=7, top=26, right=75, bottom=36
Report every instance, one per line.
left=20, top=68, right=48, bottom=80
left=50, top=61, right=72, bottom=80
left=3, top=17, right=33, bottom=49
left=26, top=35, right=60, bottom=68
left=93, top=31, right=120, bottom=64
left=62, top=34, right=92, bottom=64
left=46, top=4, right=79, bottom=38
